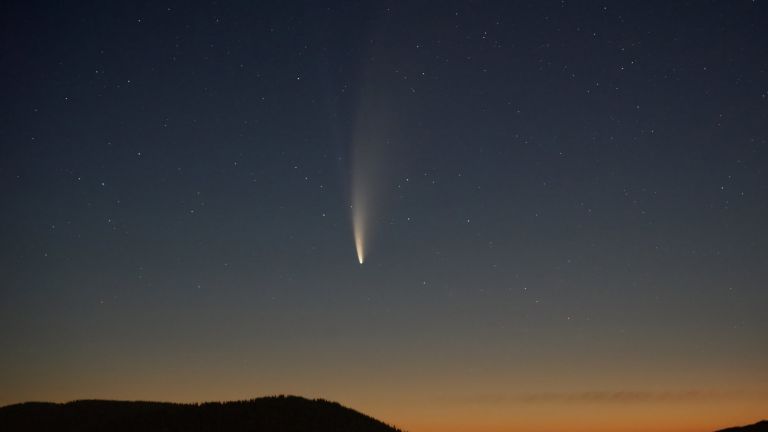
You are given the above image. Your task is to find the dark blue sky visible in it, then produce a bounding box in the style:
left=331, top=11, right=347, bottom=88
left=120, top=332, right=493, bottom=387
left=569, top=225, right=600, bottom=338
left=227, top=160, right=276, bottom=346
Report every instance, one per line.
left=1, top=2, right=766, bottom=431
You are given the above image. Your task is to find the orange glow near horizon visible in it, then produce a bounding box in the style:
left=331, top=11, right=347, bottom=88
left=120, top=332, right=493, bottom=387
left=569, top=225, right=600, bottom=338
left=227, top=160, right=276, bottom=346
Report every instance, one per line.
left=5, top=388, right=765, bottom=432
left=3, top=356, right=766, bottom=432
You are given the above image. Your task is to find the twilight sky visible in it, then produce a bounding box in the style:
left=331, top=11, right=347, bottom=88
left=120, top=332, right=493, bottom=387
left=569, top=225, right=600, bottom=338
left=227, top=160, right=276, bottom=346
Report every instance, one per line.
left=1, top=1, right=767, bottom=431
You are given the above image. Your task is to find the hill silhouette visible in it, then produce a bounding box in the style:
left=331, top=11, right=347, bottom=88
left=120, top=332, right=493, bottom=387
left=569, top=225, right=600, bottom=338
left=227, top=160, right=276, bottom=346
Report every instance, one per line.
left=717, top=420, right=768, bottom=432
left=0, top=395, right=402, bottom=432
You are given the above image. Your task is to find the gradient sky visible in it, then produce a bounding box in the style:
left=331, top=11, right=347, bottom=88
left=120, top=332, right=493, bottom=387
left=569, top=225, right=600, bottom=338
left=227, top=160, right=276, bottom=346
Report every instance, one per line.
left=1, top=1, right=767, bottom=431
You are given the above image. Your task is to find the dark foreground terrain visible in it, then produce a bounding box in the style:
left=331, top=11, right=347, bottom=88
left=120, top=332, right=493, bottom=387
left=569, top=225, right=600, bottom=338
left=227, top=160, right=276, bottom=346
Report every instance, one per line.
left=718, top=420, right=768, bottom=432
left=0, top=395, right=401, bottom=432
left=1, top=395, right=763, bottom=432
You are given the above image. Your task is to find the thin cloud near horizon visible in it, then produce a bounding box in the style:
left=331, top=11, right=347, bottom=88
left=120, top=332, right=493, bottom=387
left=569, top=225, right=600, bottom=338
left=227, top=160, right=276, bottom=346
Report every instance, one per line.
left=448, top=390, right=768, bottom=405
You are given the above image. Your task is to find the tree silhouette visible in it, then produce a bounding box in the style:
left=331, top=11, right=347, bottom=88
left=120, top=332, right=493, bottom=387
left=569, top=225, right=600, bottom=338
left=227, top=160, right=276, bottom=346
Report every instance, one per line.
left=0, top=395, right=403, bottom=432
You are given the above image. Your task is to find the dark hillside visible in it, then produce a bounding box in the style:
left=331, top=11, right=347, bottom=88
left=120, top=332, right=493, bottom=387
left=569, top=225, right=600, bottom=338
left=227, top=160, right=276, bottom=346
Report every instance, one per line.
left=717, top=421, right=768, bottom=432
left=0, top=395, right=401, bottom=432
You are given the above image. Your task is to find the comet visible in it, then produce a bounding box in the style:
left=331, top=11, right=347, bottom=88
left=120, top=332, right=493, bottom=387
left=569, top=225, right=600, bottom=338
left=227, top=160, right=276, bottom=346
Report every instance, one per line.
left=349, top=95, right=383, bottom=266
left=348, top=40, right=397, bottom=265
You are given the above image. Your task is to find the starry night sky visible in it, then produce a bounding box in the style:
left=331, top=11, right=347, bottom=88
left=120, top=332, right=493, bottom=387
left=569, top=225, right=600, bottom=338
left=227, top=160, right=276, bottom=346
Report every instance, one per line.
left=1, top=2, right=767, bottom=431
